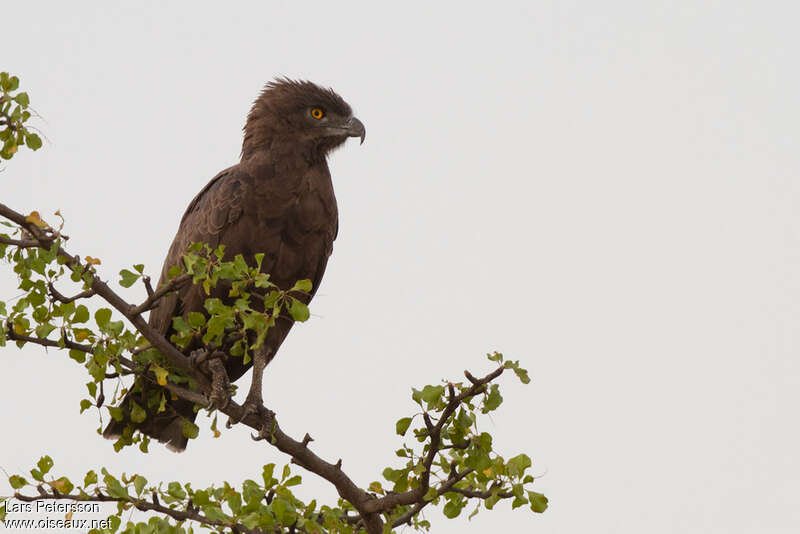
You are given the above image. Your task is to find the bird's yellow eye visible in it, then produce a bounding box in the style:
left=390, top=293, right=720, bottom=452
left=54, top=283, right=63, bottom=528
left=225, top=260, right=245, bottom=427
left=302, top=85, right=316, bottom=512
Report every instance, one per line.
left=311, top=107, right=325, bottom=119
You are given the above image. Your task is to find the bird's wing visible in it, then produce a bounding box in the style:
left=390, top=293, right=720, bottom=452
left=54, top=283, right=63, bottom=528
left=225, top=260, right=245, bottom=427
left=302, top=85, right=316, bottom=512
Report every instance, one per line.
left=148, top=165, right=246, bottom=335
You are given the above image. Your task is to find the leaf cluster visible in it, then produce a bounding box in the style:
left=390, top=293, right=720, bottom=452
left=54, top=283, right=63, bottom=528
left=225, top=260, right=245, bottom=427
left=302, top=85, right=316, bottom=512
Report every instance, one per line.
left=375, top=352, right=546, bottom=529
left=0, top=72, right=42, bottom=159
left=0, top=215, right=316, bottom=452
left=3, top=457, right=364, bottom=534
left=164, top=243, right=311, bottom=366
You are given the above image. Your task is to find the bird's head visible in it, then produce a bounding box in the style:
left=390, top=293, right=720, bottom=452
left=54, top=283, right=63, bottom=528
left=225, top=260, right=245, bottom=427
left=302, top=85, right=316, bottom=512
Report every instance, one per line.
left=241, top=78, right=365, bottom=163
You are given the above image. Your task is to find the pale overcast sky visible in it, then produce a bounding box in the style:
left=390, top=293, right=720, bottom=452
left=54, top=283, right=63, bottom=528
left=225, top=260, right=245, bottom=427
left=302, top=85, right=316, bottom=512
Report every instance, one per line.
left=2, top=2, right=799, bottom=533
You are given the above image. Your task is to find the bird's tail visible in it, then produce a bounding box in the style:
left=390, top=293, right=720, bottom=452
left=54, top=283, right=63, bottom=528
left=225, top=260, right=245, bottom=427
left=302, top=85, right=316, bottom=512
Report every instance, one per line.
left=102, top=380, right=197, bottom=452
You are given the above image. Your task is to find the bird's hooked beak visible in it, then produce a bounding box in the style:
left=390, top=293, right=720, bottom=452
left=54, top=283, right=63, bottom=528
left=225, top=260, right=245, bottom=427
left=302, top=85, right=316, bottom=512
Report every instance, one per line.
left=346, top=117, right=366, bottom=145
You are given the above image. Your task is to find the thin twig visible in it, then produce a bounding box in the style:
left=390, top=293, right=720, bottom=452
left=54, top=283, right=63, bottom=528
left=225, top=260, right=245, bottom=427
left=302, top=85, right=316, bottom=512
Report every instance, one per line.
left=48, top=282, right=95, bottom=303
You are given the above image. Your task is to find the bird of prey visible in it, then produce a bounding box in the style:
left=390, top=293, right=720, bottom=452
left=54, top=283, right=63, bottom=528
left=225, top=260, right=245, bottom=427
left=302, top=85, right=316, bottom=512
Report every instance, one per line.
left=103, top=79, right=365, bottom=451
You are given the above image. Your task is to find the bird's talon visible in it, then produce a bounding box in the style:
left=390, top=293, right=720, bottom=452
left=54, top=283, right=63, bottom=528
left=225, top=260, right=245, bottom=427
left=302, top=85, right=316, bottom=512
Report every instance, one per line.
left=226, top=398, right=260, bottom=427
left=189, top=349, right=209, bottom=369
left=250, top=412, right=275, bottom=442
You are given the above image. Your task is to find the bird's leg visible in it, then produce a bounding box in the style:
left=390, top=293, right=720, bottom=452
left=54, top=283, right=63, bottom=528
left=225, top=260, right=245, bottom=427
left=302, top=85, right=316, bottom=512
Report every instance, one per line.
left=226, top=347, right=269, bottom=428
left=189, top=348, right=210, bottom=371
left=191, top=348, right=233, bottom=409
left=207, top=357, right=232, bottom=410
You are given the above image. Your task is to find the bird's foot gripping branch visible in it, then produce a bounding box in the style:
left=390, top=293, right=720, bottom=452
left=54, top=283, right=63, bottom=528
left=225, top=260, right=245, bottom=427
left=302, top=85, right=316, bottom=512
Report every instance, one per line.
left=0, top=203, right=547, bottom=533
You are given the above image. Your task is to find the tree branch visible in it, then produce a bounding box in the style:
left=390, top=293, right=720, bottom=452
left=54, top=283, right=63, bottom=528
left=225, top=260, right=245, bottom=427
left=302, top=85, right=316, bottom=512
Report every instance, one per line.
left=217, top=398, right=382, bottom=533
left=6, top=325, right=93, bottom=353
left=129, top=273, right=191, bottom=316
left=47, top=282, right=95, bottom=303
left=0, top=202, right=208, bottom=391
left=363, top=365, right=505, bottom=514
left=391, top=468, right=474, bottom=528
left=0, top=235, right=39, bottom=248
left=12, top=490, right=269, bottom=534
left=1, top=202, right=524, bottom=534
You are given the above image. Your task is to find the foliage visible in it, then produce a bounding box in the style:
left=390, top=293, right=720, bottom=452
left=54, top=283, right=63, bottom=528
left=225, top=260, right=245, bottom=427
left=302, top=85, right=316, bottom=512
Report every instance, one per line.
left=3, top=457, right=359, bottom=534
left=0, top=75, right=547, bottom=533
left=0, top=71, right=42, bottom=159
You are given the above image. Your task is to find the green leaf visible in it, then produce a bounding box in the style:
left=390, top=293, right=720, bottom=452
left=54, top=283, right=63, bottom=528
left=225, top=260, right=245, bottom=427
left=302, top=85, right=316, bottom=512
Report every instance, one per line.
left=50, top=476, right=73, bottom=494
left=290, top=279, right=312, bottom=293
left=107, top=406, right=123, bottom=421
left=84, top=470, right=97, bottom=486
left=133, top=475, right=147, bottom=495
left=253, top=252, right=265, bottom=270
left=182, top=418, right=199, bottom=439
left=528, top=491, right=548, bottom=513
left=70, top=348, right=87, bottom=364
left=167, top=264, right=183, bottom=278
left=242, top=479, right=263, bottom=504
left=420, top=385, right=444, bottom=404
left=35, top=323, right=55, bottom=339
left=187, top=311, right=205, bottom=328
left=202, top=504, right=227, bottom=522
left=485, top=491, right=501, bottom=510
left=241, top=512, right=261, bottom=529
left=73, top=304, right=90, bottom=323
left=503, top=359, right=531, bottom=384
left=507, top=453, right=532, bottom=478
left=443, top=499, right=463, bottom=518
left=204, top=298, right=226, bottom=314
left=476, top=432, right=493, bottom=451
left=227, top=491, right=242, bottom=514
left=262, top=464, right=276, bottom=487
left=119, top=269, right=140, bottom=288
left=487, top=351, right=503, bottom=362
left=287, top=297, right=310, bottom=322
left=37, top=455, right=54, bottom=475
left=167, top=481, right=186, bottom=500
left=272, top=497, right=295, bottom=526
left=79, top=399, right=92, bottom=413
left=395, top=417, right=412, bottom=436
left=95, top=308, right=112, bottom=327
left=193, top=489, right=210, bottom=506
left=25, top=133, right=42, bottom=151
left=254, top=272, right=273, bottom=289
left=107, top=515, right=121, bottom=532
left=172, top=315, right=190, bottom=333
left=130, top=400, right=146, bottom=423
left=9, top=475, right=27, bottom=489
left=13, top=92, right=30, bottom=107
left=104, top=474, right=129, bottom=500
left=152, top=364, right=169, bottom=386
left=133, top=264, right=145, bottom=274
left=482, top=383, right=503, bottom=413
left=514, top=367, right=531, bottom=384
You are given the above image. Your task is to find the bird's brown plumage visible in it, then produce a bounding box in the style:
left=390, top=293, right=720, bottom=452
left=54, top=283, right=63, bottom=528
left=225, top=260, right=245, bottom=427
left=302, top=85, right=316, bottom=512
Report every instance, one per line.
left=103, top=79, right=364, bottom=451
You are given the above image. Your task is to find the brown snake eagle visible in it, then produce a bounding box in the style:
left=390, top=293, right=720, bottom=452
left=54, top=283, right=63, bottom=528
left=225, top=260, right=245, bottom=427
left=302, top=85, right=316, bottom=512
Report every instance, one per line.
left=104, top=79, right=365, bottom=451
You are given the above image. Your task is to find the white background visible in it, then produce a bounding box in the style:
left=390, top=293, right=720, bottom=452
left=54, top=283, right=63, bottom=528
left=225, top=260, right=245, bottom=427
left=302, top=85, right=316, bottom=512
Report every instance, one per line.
left=2, top=2, right=799, bottom=533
